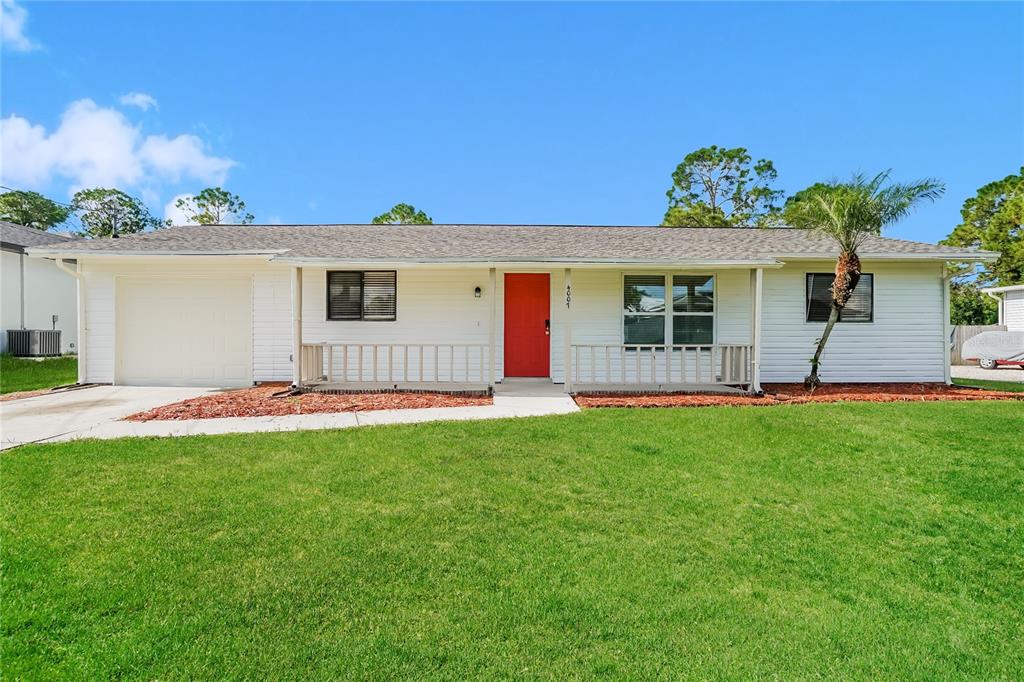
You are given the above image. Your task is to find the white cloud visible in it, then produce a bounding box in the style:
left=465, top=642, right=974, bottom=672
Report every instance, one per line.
left=140, top=134, right=233, bottom=184
left=119, top=92, right=159, bottom=112
left=0, top=98, right=235, bottom=192
left=1, top=0, right=39, bottom=52
left=163, top=193, right=192, bottom=226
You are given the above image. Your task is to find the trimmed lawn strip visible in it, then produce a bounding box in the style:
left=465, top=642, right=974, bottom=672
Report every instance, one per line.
left=3, top=402, right=1023, bottom=678
left=952, top=377, right=1024, bottom=393
left=0, top=354, right=77, bottom=394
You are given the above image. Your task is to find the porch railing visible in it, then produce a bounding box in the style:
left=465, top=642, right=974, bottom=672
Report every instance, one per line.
left=300, top=343, right=491, bottom=385
left=569, top=344, right=753, bottom=388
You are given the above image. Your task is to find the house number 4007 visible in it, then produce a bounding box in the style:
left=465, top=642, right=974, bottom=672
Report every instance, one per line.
left=565, top=284, right=572, bottom=308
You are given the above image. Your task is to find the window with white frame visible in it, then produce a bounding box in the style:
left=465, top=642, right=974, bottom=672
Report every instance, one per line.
left=327, top=271, right=397, bottom=321
left=623, top=274, right=715, bottom=345
left=672, top=275, right=715, bottom=343
left=805, top=273, right=873, bottom=323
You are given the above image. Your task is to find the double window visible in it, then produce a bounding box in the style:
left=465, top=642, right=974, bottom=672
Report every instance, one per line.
left=623, top=274, right=714, bottom=345
left=805, top=273, right=873, bottom=323
left=327, top=271, right=397, bottom=321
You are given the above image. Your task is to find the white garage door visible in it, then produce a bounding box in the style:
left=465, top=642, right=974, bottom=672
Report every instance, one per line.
left=116, top=277, right=252, bottom=387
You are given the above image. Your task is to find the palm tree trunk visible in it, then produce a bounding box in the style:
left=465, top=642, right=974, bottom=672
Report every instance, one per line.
left=805, top=303, right=840, bottom=389
left=805, top=249, right=861, bottom=389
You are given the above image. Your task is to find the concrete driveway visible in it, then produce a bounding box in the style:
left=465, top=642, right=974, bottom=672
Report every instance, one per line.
left=951, top=365, right=1024, bottom=383
left=0, top=386, right=215, bottom=450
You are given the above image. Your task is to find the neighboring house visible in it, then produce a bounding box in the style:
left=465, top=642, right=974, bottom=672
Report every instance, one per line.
left=26, top=224, right=994, bottom=391
left=982, top=283, right=1024, bottom=332
left=1, top=222, right=78, bottom=354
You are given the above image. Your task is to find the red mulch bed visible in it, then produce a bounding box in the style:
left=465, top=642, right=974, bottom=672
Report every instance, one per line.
left=125, top=383, right=492, bottom=421
left=574, top=383, right=1024, bottom=408
left=0, top=388, right=52, bottom=403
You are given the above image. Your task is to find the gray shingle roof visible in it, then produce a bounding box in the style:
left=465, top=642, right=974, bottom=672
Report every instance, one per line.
left=24, top=223, right=994, bottom=263
left=1, top=221, right=75, bottom=253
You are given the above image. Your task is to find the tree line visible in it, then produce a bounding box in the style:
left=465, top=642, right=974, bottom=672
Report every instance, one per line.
left=0, top=187, right=255, bottom=237
left=0, top=186, right=433, bottom=236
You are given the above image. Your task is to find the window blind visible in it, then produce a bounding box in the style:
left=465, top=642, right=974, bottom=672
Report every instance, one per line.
left=361, top=271, right=397, bottom=321
left=327, top=271, right=362, bottom=320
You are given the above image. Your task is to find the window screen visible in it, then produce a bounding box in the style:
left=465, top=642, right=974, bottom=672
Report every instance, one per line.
left=623, top=275, right=666, bottom=344
left=327, top=271, right=396, bottom=321
left=672, top=275, right=714, bottom=343
left=623, top=275, right=666, bottom=313
left=806, top=273, right=873, bottom=323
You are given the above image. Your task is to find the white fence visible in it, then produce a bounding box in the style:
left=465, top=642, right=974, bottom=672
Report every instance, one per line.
left=569, top=344, right=752, bottom=388
left=301, top=343, right=491, bottom=385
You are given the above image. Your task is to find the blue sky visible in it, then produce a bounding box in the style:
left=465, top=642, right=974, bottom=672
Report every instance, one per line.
left=2, top=1, right=1021, bottom=242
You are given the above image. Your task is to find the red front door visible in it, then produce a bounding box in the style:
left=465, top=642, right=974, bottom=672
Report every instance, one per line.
left=504, top=273, right=550, bottom=377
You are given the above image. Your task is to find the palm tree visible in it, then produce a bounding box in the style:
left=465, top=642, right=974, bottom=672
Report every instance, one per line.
left=785, top=171, right=945, bottom=388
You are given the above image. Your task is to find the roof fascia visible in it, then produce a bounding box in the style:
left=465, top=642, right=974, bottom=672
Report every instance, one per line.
left=981, top=284, right=1024, bottom=293
left=24, top=248, right=286, bottom=259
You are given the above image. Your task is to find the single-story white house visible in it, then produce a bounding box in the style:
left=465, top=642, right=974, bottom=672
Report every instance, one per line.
left=983, top=283, right=1024, bottom=332
left=1, top=222, right=78, bottom=354
left=26, top=224, right=995, bottom=393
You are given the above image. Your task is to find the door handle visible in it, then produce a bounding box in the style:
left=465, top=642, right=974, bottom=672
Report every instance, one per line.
left=545, top=319, right=550, bottom=335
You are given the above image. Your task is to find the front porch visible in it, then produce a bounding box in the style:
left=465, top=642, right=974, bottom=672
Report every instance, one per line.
left=289, top=265, right=766, bottom=395
left=297, top=341, right=755, bottom=395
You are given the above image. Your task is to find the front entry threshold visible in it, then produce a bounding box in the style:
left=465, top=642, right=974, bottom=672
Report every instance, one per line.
left=494, top=378, right=565, bottom=398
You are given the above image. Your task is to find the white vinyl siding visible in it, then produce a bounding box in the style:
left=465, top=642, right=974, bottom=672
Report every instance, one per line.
left=1004, top=289, right=1024, bottom=332
left=83, top=268, right=116, bottom=384
left=252, top=269, right=293, bottom=381
left=761, top=261, right=945, bottom=383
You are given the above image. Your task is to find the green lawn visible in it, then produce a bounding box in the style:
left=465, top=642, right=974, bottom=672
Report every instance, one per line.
left=3, top=403, right=1023, bottom=679
left=953, top=377, right=1024, bottom=393
left=0, top=354, right=77, bottom=394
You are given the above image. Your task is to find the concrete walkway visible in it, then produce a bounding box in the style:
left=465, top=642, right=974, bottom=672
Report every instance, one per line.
left=2, top=380, right=580, bottom=448
left=951, top=365, right=1024, bottom=383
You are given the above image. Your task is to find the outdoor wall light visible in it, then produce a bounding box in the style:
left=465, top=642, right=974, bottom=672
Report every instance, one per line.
left=474, top=286, right=482, bottom=298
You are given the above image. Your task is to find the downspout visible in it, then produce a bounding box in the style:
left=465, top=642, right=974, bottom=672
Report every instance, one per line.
left=55, top=258, right=86, bottom=384
left=291, top=266, right=303, bottom=388
left=984, top=289, right=1005, bottom=327
left=750, top=267, right=764, bottom=394
left=19, top=253, right=26, bottom=328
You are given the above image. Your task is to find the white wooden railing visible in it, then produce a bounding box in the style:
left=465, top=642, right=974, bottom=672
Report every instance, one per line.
left=569, top=344, right=753, bottom=388
left=301, top=343, right=491, bottom=385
